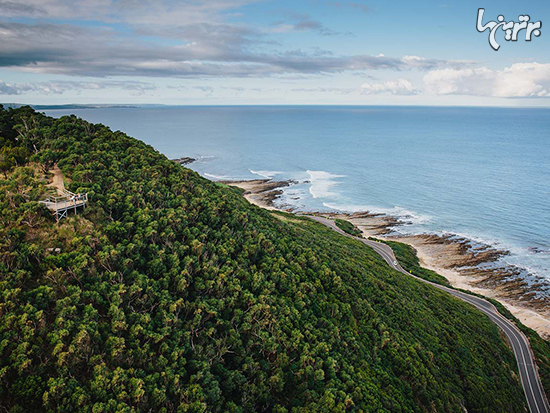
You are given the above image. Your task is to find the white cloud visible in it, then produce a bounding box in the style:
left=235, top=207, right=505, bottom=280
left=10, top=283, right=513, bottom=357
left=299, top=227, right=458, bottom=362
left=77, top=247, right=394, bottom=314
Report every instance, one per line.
left=0, top=20, right=466, bottom=78
left=401, top=55, right=429, bottom=67
left=0, top=80, right=24, bottom=94
left=360, top=78, right=419, bottom=95
left=0, top=79, right=157, bottom=95
left=0, top=0, right=258, bottom=25
left=269, top=14, right=348, bottom=36
left=424, top=63, right=550, bottom=98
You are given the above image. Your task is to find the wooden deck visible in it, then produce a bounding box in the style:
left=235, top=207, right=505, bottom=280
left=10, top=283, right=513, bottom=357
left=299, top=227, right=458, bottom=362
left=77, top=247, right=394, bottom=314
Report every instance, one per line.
left=40, top=190, right=88, bottom=221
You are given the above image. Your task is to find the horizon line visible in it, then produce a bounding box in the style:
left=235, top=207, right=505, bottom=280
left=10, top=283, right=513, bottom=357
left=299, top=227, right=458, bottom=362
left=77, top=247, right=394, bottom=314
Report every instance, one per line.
left=3, top=102, right=550, bottom=110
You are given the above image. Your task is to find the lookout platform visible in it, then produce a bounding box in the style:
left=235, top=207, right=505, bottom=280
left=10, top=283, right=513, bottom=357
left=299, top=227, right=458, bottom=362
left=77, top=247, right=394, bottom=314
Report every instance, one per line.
left=40, top=190, right=88, bottom=221
left=39, top=166, right=88, bottom=221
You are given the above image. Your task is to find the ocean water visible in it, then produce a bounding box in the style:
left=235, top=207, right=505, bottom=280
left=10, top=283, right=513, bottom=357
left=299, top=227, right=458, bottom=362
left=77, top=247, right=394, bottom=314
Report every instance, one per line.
left=44, top=106, right=550, bottom=287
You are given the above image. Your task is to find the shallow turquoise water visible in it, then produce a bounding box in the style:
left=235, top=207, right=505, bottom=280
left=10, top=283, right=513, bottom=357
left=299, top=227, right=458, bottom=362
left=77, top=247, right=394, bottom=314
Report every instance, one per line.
left=45, top=106, right=550, bottom=289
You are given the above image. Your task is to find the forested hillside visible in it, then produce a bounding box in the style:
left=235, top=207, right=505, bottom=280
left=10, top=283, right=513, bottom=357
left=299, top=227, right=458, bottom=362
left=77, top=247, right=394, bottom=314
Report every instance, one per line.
left=0, top=106, right=528, bottom=412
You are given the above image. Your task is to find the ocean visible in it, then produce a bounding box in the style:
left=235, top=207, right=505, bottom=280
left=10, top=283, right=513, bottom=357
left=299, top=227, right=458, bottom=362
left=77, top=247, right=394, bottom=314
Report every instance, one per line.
left=44, top=106, right=550, bottom=289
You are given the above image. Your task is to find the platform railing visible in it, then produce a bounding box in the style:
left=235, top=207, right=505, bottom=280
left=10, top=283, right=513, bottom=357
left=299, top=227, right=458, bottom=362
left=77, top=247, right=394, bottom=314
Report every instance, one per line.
left=39, top=190, right=88, bottom=221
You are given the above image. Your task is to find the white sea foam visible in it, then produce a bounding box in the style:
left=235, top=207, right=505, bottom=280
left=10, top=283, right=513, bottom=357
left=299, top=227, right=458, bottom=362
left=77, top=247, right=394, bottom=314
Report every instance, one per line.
left=307, top=170, right=345, bottom=199
left=441, top=230, right=503, bottom=249
left=192, top=155, right=217, bottom=164
left=203, top=173, right=231, bottom=180
left=322, top=202, right=375, bottom=213
left=249, top=170, right=282, bottom=179
left=322, top=202, right=432, bottom=226
left=392, top=207, right=432, bottom=225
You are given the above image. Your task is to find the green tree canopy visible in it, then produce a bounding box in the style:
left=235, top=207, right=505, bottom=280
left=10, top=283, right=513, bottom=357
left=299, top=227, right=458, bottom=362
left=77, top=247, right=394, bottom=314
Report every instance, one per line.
left=0, top=106, right=536, bottom=413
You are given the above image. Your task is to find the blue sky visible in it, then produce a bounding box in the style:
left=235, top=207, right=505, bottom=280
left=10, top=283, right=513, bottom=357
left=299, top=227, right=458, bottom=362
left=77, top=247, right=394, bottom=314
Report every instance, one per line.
left=0, top=0, right=549, bottom=106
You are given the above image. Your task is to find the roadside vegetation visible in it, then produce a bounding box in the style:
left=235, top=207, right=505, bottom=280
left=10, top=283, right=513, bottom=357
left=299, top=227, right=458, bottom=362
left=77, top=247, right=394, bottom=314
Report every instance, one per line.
left=334, top=219, right=362, bottom=237
left=373, top=238, right=450, bottom=286
left=380, top=235, right=550, bottom=402
left=0, top=105, right=530, bottom=412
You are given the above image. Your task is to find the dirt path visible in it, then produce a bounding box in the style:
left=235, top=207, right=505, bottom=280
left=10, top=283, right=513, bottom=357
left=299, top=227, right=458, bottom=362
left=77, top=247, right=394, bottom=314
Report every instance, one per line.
left=46, top=166, right=65, bottom=195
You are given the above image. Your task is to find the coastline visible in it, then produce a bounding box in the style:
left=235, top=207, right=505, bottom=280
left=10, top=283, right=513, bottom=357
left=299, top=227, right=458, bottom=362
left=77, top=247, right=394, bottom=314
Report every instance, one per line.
left=354, top=219, right=550, bottom=340
left=222, top=177, right=550, bottom=340
left=221, top=179, right=296, bottom=211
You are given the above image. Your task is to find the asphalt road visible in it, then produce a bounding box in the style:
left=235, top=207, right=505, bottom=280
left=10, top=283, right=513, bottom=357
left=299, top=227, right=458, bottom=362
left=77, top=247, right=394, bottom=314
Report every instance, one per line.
left=308, top=215, right=549, bottom=413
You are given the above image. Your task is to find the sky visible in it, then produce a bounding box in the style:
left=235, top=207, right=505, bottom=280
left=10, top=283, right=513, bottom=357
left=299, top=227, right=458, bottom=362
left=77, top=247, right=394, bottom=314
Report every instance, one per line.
left=0, top=0, right=549, bottom=106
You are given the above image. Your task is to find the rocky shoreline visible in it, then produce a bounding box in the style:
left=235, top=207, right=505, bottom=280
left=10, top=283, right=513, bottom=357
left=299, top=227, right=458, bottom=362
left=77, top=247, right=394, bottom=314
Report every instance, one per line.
left=221, top=179, right=297, bottom=211
left=314, top=211, right=550, bottom=339
left=172, top=156, right=196, bottom=166
left=222, top=178, right=550, bottom=340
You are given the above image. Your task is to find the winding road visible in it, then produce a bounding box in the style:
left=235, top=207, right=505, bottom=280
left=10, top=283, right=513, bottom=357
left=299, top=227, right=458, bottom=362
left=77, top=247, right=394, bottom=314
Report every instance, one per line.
left=308, top=215, right=549, bottom=413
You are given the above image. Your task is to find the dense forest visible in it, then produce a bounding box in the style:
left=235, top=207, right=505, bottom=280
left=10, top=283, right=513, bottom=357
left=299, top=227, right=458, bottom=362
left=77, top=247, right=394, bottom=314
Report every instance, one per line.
left=382, top=237, right=550, bottom=401
left=0, top=105, right=534, bottom=412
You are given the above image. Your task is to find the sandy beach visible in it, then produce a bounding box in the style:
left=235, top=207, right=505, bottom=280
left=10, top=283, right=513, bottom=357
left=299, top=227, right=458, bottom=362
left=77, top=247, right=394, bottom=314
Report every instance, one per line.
left=224, top=179, right=550, bottom=340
